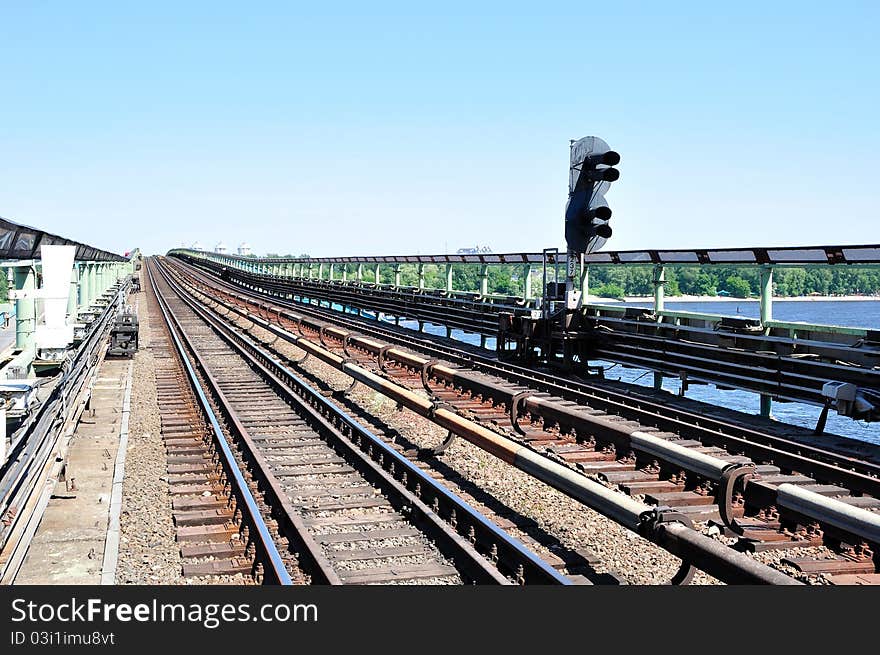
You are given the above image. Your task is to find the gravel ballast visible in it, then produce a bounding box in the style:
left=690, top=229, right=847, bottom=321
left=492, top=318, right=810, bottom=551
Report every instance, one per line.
left=116, top=291, right=184, bottom=584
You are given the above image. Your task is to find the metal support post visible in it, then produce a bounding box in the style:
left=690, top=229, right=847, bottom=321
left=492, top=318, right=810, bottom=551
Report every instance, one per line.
left=654, top=374, right=664, bottom=391
left=523, top=264, right=533, bottom=300
left=760, top=266, right=773, bottom=326
left=760, top=395, right=773, bottom=419
left=652, top=265, right=666, bottom=392
left=394, top=264, right=401, bottom=288
left=446, top=264, right=454, bottom=293
left=759, top=265, right=774, bottom=416
left=653, top=264, right=665, bottom=314
left=77, top=263, right=87, bottom=310
left=68, top=265, right=78, bottom=319
left=581, top=265, right=589, bottom=302
left=418, top=263, right=425, bottom=290
left=479, top=264, right=489, bottom=296
left=88, top=263, right=98, bottom=305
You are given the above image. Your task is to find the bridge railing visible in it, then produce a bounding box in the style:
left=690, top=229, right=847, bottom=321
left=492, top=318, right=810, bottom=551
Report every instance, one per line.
left=169, top=244, right=880, bottom=267
left=170, top=248, right=880, bottom=420
left=169, top=244, right=880, bottom=327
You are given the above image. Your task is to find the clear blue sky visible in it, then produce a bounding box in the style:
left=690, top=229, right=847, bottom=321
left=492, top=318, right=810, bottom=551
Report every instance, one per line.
left=1, top=2, right=877, bottom=257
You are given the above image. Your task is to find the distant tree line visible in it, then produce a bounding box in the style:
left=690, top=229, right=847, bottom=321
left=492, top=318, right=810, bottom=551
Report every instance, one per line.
left=588, top=265, right=880, bottom=300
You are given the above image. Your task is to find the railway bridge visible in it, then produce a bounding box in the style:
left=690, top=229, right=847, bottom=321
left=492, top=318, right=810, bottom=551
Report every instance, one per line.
left=1, top=215, right=879, bottom=586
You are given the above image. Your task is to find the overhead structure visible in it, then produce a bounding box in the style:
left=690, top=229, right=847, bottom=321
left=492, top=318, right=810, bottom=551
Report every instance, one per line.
left=0, top=216, right=126, bottom=262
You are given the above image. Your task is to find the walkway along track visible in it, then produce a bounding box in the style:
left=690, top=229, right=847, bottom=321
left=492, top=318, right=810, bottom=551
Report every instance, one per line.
left=159, top=256, right=809, bottom=585
left=149, top=259, right=569, bottom=585
left=164, top=257, right=880, bottom=581
left=0, top=280, right=128, bottom=582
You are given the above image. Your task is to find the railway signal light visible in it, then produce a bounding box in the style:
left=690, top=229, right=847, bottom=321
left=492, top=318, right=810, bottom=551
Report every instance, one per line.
left=564, top=137, right=620, bottom=254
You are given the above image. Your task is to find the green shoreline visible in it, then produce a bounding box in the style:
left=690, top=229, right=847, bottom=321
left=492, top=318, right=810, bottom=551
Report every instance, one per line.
left=596, top=295, right=880, bottom=303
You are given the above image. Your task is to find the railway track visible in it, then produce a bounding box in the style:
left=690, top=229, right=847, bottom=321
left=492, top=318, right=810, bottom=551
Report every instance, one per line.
left=148, top=263, right=294, bottom=584
left=163, top=256, right=880, bottom=583
left=252, top=356, right=617, bottom=581
left=173, top=251, right=880, bottom=415
left=203, top=265, right=880, bottom=480
left=148, top=259, right=570, bottom=585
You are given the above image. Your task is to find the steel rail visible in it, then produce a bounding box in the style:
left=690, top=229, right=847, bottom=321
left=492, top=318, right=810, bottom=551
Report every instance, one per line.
left=154, top=262, right=558, bottom=585
left=162, top=259, right=880, bottom=567
left=0, top=315, right=115, bottom=580
left=153, top=263, right=344, bottom=584
left=159, top=258, right=803, bottom=584
left=167, top=256, right=880, bottom=495
left=587, top=315, right=880, bottom=406
left=177, top=256, right=880, bottom=418
left=181, top=271, right=862, bottom=548
left=148, top=263, right=294, bottom=584
left=153, top=260, right=564, bottom=585
left=221, top=266, right=527, bottom=330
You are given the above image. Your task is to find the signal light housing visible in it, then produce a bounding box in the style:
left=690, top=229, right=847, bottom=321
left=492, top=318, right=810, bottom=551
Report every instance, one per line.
left=564, top=136, right=620, bottom=254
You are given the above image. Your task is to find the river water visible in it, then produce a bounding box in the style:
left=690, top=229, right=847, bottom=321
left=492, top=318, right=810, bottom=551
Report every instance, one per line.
left=590, top=300, right=880, bottom=444
left=615, top=299, right=880, bottom=330
left=377, top=300, right=880, bottom=445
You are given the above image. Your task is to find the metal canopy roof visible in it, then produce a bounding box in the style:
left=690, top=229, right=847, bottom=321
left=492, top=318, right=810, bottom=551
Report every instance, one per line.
left=170, top=243, right=880, bottom=267
left=0, top=216, right=127, bottom=262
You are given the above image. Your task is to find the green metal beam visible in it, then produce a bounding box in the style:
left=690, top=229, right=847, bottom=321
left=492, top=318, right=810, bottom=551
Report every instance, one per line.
left=13, top=265, right=36, bottom=353
left=760, top=265, right=773, bottom=325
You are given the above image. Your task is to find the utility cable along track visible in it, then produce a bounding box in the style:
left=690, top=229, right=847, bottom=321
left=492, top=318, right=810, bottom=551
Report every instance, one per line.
left=149, top=259, right=569, bottom=585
